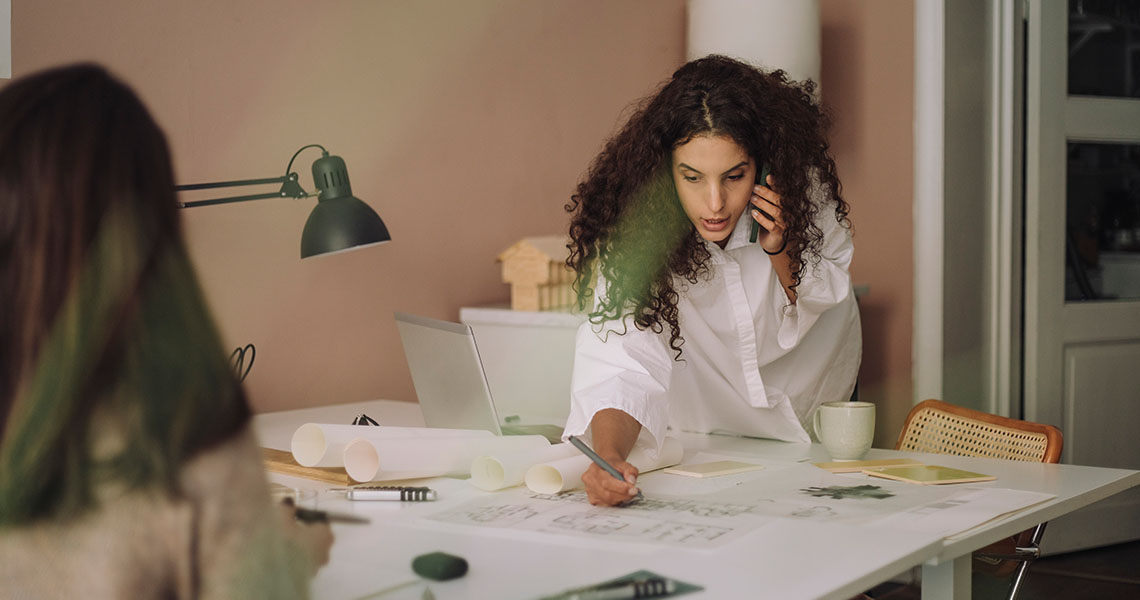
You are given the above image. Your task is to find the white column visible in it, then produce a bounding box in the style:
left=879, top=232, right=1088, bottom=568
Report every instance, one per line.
left=687, top=0, right=820, bottom=87
left=914, top=0, right=945, bottom=406
left=1, top=0, right=10, bottom=79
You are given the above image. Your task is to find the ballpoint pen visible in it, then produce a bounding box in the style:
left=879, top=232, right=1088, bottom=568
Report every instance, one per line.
left=567, top=435, right=644, bottom=502
left=278, top=494, right=370, bottom=524
left=328, top=485, right=438, bottom=501
left=292, top=506, right=371, bottom=524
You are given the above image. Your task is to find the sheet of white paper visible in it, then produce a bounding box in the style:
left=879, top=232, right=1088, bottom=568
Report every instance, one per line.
left=872, top=487, right=1056, bottom=539
left=703, top=465, right=971, bottom=525
left=524, top=437, right=684, bottom=494
left=426, top=460, right=1056, bottom=550
left=343, top=435, right=551, bottom=482
left=703, top=465, right=1056, bottom=537
left=291, top=423, right=494, bottom=467
left=427, top=486, right=777, bottom=549
left=470, top=442, right=579, bottom=491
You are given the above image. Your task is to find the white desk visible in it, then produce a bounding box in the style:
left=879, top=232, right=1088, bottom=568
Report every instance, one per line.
left=254, top=400, right=1140, bottom=600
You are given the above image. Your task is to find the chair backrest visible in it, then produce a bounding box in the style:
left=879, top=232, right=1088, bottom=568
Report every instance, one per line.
left=895, top=399, right=1063, bottom=464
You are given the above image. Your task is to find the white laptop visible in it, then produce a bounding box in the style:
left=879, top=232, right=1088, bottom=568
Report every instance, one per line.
left=394, top=312, right=565, bottom=442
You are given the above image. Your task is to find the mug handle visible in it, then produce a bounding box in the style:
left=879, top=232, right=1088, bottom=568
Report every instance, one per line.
left=813, top=408, right=823, bottom=440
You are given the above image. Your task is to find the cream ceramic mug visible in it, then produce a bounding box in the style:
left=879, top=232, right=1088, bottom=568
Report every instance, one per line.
left=812, top=401, right=875, bottom=460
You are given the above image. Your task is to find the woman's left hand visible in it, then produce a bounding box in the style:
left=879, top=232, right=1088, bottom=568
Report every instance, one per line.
left=751, top=174, right=786, bottom=254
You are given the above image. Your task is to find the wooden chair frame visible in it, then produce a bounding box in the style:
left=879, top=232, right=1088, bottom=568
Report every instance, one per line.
left=896, top=399, right=1063, bottom=464
left=895, top=399, right=1063, bottom=599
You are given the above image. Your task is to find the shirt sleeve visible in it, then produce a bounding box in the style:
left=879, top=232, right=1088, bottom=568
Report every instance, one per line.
left=775, top=183, right=855, bottom=350
left=182, top=427, right=314, bottom=600
left=563, top=279, right=674, bottom=454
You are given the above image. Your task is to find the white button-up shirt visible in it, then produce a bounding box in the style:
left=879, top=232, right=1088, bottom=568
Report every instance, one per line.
left=564, top=196, right=862, bottom=455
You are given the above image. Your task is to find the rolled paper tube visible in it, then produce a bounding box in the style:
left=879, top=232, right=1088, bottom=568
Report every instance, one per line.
left=343, top=435, right=552, bottom=483
left=525, top=437, right=685, bottom=495
left=470, top=442, right=581, bottom=491
left=291, top=423, right=495, bottom=468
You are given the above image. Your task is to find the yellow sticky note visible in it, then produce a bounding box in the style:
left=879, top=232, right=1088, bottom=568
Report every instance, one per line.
left=663, top=460, right=764, bottom=478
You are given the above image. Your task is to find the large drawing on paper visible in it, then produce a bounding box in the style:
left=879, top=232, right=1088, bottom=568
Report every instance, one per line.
left=429, top=490, right=769, bottom=548
left=427, top=464, right=1057, bottom=547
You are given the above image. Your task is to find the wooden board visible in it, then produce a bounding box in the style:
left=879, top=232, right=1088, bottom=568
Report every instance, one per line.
left=261, top=447, right=352, bottom=485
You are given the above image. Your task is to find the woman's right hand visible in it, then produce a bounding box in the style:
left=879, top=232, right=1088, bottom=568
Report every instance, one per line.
left=276, top=502, right=334, bottom=574
left=582, top=458, right=640, bottom=506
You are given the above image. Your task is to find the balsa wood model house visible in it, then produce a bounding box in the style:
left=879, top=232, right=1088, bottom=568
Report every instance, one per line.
left=497, top=236, right=575, bottom=311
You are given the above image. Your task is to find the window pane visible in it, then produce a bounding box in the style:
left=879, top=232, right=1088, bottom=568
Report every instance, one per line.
left=1069, top=0, right=1140, bottom=98
left=1066, top=142, right=1140, bottom=301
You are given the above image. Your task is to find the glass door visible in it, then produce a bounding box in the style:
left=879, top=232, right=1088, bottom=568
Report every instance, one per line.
left=1025, top=0, right=1140, bottom=553
left=1066, top=1, right=1140, bottom=301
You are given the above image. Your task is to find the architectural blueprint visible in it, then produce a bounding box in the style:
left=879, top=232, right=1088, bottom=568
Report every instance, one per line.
left=427, top=489, right=775, bottom=548
left=427, top=463, right=1055, bottom=547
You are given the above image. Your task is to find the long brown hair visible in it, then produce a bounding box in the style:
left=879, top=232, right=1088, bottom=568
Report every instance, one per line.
left=566, top=55, right=850, bottom=357
left=0, top=64, right=250, bottom=524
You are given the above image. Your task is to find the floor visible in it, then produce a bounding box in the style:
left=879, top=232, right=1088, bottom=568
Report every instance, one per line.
left=866, top=539, right=1140, bottom=599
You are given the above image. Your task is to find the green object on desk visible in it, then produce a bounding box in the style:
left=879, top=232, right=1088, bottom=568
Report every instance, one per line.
left=412, top=551, right=468, bottom=581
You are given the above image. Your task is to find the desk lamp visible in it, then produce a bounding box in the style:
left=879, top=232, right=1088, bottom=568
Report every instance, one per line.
left=176, top=144, right=391, bottom=258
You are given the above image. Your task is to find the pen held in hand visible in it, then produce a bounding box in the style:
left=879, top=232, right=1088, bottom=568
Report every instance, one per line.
left=567, top=435, right=644, bottom=502
left=292, top=506, right=371, bottom=525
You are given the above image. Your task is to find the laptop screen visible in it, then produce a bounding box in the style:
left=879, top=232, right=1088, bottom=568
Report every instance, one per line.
left=394, top=312, right=504, bottom=434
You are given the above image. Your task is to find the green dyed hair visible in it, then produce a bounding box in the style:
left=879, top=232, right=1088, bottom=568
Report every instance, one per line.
left=579, top=163, right=706, bottom=349
left=0, top=64, right=250, bottom=525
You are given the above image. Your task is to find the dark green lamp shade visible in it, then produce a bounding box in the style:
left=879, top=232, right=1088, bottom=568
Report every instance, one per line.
left=300, top=154, right=391, bottom=258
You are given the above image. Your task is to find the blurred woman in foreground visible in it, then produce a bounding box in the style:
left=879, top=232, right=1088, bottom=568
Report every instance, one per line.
left=0, top=64, right=330, bottom=599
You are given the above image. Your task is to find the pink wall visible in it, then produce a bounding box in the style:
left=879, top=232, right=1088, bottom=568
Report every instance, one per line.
left=6, top=1, right=914, bottom=444
left=821, top=0, right=915, bottom=446
left=5, top=0, right=687, bottom=412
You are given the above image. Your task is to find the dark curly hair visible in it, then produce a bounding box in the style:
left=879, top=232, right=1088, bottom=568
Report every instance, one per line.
left=565, top=55, right=850, bottom=359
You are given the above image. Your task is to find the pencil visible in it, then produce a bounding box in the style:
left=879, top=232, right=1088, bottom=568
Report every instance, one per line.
left=567, top=435, right=644, bottom=501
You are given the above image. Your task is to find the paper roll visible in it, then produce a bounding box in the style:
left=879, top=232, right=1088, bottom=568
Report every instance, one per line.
left=470, top=442, right=580, bottom=491
left=343, top=434, right=552, bottom=482
left=290, top=423, right=495, bottom=468
left=524, top=437, right=685, bottom=495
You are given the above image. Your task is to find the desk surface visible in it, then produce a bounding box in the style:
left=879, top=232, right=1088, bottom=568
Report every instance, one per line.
left=254, top=400, right=1140, bottom=600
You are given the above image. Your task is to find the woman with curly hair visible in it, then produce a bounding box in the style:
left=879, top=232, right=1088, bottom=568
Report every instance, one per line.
left=563, top=55, right=862, bottom=506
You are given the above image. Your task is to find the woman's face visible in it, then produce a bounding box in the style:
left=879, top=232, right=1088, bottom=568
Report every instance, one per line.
left=671, top=134, right=756, bottom=248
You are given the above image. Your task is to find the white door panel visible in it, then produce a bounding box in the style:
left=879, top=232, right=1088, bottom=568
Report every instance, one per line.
left=1062, top=342, right=1140, bottom=469
left=1023, top=0, right=1140, bottom=553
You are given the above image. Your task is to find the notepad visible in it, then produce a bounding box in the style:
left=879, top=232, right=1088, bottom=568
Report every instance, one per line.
left=813, top=457, right=923, bottom=473
left=663, top=460, right=764, bottom=478
left=862, top=464, right=996, bottom=485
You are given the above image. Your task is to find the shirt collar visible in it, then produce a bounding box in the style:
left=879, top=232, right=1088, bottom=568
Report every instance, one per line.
left=720, top=213, right=755, bottom=252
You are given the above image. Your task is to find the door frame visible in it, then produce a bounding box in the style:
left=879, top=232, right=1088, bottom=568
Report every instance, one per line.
left=914, top=0, right=1018, bottom=417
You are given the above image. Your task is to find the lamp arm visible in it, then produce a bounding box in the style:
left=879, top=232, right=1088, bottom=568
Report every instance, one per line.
left=176, top=173, right=308, bottom=208
left=175, top=176, right=288, bottom=192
